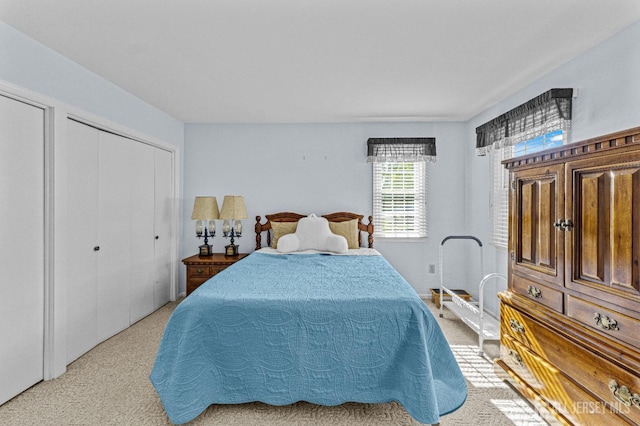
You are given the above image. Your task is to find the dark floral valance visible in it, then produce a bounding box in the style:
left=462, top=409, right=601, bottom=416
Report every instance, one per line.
left=476, top=88, right=573, bottom=156
left=366, top=137, right=436, bottom=163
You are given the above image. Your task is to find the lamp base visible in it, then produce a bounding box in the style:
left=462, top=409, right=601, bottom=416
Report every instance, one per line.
left=198, top=244, right=213, bottom=256
left=225, top=244, right=239, bottom=256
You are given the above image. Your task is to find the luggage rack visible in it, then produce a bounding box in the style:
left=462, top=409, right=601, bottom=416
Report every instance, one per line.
left=438, top=235, right=506, bottom=357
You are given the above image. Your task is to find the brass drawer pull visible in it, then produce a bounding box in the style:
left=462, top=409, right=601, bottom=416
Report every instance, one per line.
left=594, top=313, right=619, bottom=331
left=609, top=380, right=640, bottom=408
left=527, top=285, right=542, bottom=298
left=509, top=319, right=525, bottom=334
left=195, top=268, right=205, bottom=275
left=508, top=349, right=523, bottom=367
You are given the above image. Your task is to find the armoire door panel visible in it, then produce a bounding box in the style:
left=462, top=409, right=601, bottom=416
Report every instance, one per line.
left=610, top=167, right=640, bottom=294
left=519, top=181, right=535, bottom=264
left=566, top=153, right=640, bottom=308
left=511, top=165, right=564, bottom=287
left=537, top=177, right=556, bottom=269
left=0, top=95, right=45, bottom=405
left=577, top=171, right=606, bottom=284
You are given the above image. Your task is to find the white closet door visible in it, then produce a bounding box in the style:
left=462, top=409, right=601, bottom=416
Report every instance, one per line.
left=154, top=148, right=173, bottom=308
left=97, top=131, right=132, bottom=341
left=129, top=142, right=155, bottom=323
left=0, top=95, right=45, bottom=404
left=65, top=120, right=100, bottom=363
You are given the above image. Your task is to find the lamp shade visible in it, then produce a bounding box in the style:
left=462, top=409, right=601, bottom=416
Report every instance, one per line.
left=219, top=195, right=247, bottom=220
left=191, top=196, right=220, bottom=220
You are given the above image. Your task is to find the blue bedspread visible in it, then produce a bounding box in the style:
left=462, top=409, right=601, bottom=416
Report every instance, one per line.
left=150, top=252, right=467, bottom=424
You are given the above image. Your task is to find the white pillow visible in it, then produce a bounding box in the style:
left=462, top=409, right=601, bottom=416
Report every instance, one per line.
left=277, top=214, right=348, bottom=254
left=276, top=232, right=300, bottom=252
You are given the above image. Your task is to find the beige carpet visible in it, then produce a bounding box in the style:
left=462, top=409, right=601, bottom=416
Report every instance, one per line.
left=0, top=299, right=547, bottom=426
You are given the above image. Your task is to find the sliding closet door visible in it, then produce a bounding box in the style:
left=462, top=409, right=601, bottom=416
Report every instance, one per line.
left=0, top=94, right=45, bottom=404
left=65, top=120, right=99, bottom=363
left=64, top=119, right=175, bottom=362
left=129, top=141, right=155, bottom=323
left=97, top=131, right=132, bottom=341
left=154, top=148, right=173, bottom=308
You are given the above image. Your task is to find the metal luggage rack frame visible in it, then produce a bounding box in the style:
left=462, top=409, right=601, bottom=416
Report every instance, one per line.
left=438, top=235, right=506, bottom=357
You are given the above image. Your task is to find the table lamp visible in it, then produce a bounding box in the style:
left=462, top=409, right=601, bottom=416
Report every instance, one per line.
left=191, top=196, right=219, bottom=256
left=219, top=195, right=247, bottom=256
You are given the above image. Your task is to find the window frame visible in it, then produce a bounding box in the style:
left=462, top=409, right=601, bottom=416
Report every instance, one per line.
left=372, top=161, right=427, bottom=238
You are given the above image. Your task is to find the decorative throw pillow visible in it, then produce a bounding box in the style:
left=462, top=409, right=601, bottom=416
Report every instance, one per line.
left=270, top=221, right=298, bottom=248
left=328, top=219, right=359, bottom=249
left=277, top=214, right=348, bottom=254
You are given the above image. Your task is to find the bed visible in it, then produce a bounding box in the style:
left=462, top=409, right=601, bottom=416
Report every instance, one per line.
left=150, top=212, right=467, bottom=424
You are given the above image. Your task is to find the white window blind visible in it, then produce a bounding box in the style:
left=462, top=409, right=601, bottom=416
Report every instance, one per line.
left=491, top=146, right=511, bottom=247
left=373, top=162, right=427, bottom=238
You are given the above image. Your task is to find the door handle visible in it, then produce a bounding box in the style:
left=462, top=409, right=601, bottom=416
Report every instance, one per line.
left=561, top=219, right=573, bottom=231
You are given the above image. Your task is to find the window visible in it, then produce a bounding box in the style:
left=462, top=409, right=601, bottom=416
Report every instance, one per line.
left=475, top=88, right=574, bottom=247
left=491, top=130, right=565, bottom=247
left=373, top=161, right=427, bottom=238
left=367, top=137, right=435, bottom=238
left=512, top=129, right=564, bottom=157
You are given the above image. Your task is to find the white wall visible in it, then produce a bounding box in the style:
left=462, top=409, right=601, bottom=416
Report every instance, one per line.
left=0, top=21, right=184, bottom=146
left=183, top=122, right=469, bottom=296
left=464, top=20, right=640, bottom=315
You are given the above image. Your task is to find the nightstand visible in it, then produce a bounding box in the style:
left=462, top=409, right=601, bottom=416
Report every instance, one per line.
left=182, top=253, right=249, bottom=295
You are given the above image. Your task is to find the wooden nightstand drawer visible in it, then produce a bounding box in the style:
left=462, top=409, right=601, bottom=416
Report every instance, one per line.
left=182, top=253, right=249, bottom=296
left=186, top=278, right=210, bottom=295
left=210, top=264, right=229, bottom=274
left=187, top=265, right=212, bottom=278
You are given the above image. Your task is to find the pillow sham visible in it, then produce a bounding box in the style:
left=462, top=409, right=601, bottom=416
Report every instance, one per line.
left=277, top=214, right=348, bottom=254
left=270, top=221, right=298, bottom=248
left=328, top=219, right=359, bottom=249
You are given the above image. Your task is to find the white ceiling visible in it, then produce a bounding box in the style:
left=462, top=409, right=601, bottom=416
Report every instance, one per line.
left=2, top=0, right=640, bottom=124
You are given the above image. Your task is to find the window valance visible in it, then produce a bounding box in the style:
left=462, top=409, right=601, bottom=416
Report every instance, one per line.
left=367, top=137, right=436, bottom=163
left=476, top=88, right=573, bottom=156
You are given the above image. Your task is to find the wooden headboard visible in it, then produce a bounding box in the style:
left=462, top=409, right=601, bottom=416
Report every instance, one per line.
left=254, top=212, right=374, bottom=250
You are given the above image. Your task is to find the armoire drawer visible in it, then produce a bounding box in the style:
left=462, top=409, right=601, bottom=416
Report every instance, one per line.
left=566, top=294, right=640, bottom=352
left=501, top=301, right=640, bottom=425
left=549, top=333, right=640, bottom=426
left=500, top=301, right=549, bottom=351
left=511, top=274, right=563, bottom=313
left=500, top=335, right=631, bottom=425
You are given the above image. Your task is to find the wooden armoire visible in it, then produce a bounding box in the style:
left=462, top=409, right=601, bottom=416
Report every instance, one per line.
left=496, top=126, right=640, bottom=425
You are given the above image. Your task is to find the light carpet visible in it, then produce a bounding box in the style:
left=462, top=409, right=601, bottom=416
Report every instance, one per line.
left=0, top=298, right=547, bottom=425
